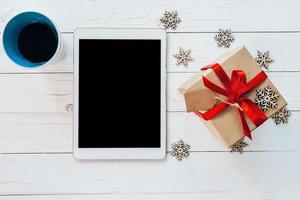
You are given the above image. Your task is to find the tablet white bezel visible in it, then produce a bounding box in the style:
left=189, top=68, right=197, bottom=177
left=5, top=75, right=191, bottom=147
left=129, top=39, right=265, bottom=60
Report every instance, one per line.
left=73, top=28, right=166, bottom=159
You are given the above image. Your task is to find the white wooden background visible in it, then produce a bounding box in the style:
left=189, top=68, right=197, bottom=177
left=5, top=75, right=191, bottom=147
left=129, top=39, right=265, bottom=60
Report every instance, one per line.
left=0, top=0, right=300, bottom=199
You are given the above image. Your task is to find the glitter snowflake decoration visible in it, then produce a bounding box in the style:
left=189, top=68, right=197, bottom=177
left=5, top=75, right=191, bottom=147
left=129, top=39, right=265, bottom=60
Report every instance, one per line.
left=272, top=107, right=291, bottom=125
left=160, top=10, right=181, bottom=30
left=170, top=139, right=190, bottom=161
left=173, top=48, right=193, bottom=67
left=230, top=138, right=248, bottom=154
left=214, top=29, right=234, bottom=48
left=255, top=86, right=280, bottom=112
left=255, top=51, right=273, bottom=70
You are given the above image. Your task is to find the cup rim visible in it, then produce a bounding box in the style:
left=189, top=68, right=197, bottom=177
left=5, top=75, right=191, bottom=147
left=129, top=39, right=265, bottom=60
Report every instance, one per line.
left=2, top=11, right=62, bottom=69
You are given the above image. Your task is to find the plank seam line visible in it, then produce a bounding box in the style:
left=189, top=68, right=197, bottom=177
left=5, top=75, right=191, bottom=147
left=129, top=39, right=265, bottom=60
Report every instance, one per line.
left=0, top=188, right=300, bottom=196
left=167, top=71, right=300, bottom=74
left=0, top=191, right=240, bottom=197
left=0, top=71, right=298, bottom=75
left=168, top=31, right=300, bottom=34
left=4, top=31, right=300, bottom=34
left=0, top=72, right=73, bottom=75
left=0, top=111, right=298, bottom=114
left=1, top=150, right=300, bottom=155
left=0, top=111, right=299, bottom=114
left=168, top=110, right=300, bottom=112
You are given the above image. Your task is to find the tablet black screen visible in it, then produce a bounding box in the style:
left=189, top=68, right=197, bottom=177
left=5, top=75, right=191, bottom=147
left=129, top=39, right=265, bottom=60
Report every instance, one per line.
left=79, top=39, right=161, bottom=148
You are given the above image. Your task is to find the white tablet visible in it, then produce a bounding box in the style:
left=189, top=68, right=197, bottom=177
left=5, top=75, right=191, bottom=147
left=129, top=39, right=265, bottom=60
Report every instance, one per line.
left=73, top=28, right=166, bottom=159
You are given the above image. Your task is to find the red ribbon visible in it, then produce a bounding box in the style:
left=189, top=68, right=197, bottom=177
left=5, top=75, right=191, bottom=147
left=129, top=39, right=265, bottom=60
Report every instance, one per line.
left=194, top=63, right=268, bottom=139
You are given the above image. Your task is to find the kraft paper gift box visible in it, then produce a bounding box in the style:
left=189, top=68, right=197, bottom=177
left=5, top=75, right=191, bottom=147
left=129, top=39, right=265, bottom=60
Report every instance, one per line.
left=178, top=46, right=287, bottom=147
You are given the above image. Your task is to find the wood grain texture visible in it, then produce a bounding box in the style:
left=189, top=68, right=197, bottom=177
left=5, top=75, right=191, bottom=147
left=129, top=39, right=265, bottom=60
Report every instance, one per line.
left=0, top=113, right=72, bottom=153
left=1, top=0, right=300, bottom=32
left=168, top=33, right=300, bottom=72
left=0, top=72, right=298, bottom=153
left=0, top=72, right=298, bottom=114
left=0, top=193, right=298, bottom=200
left=2, top=32, right=300, bottom=73
left=0, top=112, right=299, bottom=154
left=0, top=74, right=72, bottom=113
left=0, top=153, right=300, bottom=195
left=1, top=0, right=300, bottom=199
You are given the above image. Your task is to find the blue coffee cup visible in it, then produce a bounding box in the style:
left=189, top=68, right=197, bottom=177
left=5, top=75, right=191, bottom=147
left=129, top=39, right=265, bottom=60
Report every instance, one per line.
left=2, top=11, right=63, bottom=68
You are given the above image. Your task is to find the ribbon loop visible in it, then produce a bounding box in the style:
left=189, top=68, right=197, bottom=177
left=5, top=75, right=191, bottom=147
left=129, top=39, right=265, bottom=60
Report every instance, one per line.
left=195, top=63, right=268, bottom=139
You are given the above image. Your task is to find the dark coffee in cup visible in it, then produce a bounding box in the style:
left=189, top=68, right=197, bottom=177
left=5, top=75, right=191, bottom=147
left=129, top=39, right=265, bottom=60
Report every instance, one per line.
left=2, top=11, right=63, bottom=68
left=18, top=22, right=58, bottom=63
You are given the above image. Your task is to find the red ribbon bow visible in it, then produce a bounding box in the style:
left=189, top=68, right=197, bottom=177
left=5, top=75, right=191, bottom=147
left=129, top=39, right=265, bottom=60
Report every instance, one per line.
left=194, top=63, right=268, bottom=139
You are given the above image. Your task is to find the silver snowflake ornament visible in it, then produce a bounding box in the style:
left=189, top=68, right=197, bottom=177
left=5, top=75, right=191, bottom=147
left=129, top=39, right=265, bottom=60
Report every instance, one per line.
left=272, top=107, right=291, bottom=125
left=255, top=51, right=273, bottom=70
left=214, top=29, right=234, bottom=48
left=255, top=86, right=280, bottom=112
left=170, top=139, right=190, bottom=161
left=173, top=47, right=193, bottom=67
left=230, top=138, right=248, bottom=154
left=160, top=10, right=181, bottom=30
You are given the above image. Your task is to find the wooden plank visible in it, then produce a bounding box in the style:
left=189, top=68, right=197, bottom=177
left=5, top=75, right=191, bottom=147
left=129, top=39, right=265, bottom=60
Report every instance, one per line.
left=0, top=34, right=73, bottom=73
left=1, top=32, right=299, bottom=73
left=1, top=153, right=300, bottom=195
left=169, top=111, right=300, bottom=151
left=0, top=72, right=298, bottom=153
left=168, top=72, right=300, bottom=111
left=0, top=112, right=299, bottom=153
left=1, top=0, right=300, bottom=32
left=0, top=192, right=297, bottom=200
left=0, top=72, right=298, bottom=113
left=168, top=33, right=300, bottom=72
left=0, top=74, right=72, bottom=113
left=0, top=113, right=72, bottom=153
